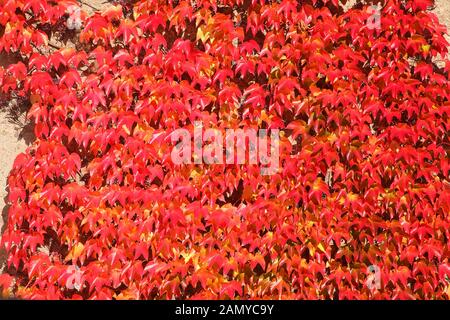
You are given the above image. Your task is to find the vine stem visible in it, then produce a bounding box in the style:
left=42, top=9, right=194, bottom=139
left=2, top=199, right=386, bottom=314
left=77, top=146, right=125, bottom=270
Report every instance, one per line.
left=78, top=0, right=100, bottom=12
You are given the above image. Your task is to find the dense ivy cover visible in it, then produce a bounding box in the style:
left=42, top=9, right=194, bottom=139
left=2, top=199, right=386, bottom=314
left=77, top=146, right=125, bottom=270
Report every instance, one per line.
left=0, top=0, right=449, bottom=299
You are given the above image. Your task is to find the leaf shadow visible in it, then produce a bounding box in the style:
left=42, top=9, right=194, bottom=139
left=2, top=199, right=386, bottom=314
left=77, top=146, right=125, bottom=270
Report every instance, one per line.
left=1, top=97, right=35, bottom=146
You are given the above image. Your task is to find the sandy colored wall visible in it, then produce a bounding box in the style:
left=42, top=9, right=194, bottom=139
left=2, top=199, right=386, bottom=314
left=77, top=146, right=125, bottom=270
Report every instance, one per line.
left=0, top=1, right=449, bottom=232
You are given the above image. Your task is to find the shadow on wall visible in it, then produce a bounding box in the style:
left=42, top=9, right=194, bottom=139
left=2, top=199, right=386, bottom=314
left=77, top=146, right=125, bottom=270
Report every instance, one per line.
left=0, top=52, right=35, bottom=144
left=0, top=172, right=6, bottom=272
left=2, top=186, right=10, bottom=235
left=0, top=105, right=35, bottom=272
left=2, top=100, right=36, bottom=146
left=0, top=189, right=9, bottom=269
left=0, top=102, right=36, bottom=207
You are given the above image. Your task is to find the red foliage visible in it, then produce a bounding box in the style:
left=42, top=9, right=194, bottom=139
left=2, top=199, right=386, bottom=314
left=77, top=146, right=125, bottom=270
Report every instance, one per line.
left=0, top=0, right=449, bottom=299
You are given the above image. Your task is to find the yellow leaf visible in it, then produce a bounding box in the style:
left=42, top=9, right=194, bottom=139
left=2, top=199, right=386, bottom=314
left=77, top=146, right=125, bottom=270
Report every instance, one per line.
left=182, top=250, right=197, bottom=263
left=327, top=132, right=338, bottom=144
left=347, top=192, right=358, bottom=202
left=421, top=44, right=430, bottom=54
left=307, top=243, right=315, bottom=256
left=190, top=168, right=202, bottom=179
left=66, top=243, right=84, bottom=262
left=5, top=22, right=13, bottom=34
left=196, top=26, right=209, bottom=43
left=122, top=124, right=131, bottom=135
left=318, top=243, right=326, bottom=253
